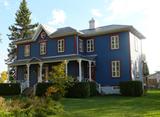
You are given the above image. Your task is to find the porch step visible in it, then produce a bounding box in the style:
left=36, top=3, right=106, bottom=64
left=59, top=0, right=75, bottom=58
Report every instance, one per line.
left=22, top=87, right=34, bottom=97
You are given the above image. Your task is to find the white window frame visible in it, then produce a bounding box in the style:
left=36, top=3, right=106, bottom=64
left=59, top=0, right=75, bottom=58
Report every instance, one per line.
left=40, top=42, right=46, bottom=55
left=79, top=39, right=83, bottom=52
left=24, top=44, right=30, bottom=57
left=87, top=39, right=94, bottom=52
left=57, top=39, right=64, bottom=53
left=112, top=61, right=120, bottom=78
left=111, top=35, right=119, bottom=50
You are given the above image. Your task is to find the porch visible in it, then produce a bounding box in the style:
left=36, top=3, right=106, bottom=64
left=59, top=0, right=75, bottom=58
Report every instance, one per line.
left=8, top=55, right=96, bottom=90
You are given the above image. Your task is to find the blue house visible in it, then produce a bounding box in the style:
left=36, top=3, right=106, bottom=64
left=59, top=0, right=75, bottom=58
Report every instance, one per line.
left=9, top=19, right=145, bottom=94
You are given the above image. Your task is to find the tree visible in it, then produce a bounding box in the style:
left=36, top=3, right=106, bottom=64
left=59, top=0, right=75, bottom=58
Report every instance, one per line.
left=0, top=71, right=8, bottom=83
left=142, top=54, right=149, bottom=87
left=46, top=62, right=73, bottom=100
left=6, top=0, right=38, bottom=63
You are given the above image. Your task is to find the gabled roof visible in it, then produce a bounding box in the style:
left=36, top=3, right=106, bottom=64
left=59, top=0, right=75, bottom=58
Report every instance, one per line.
left=15, top=24, right=55, bottom=44
left=80, top=25, right=145, bottom=39
left=15, top=24, right=145, bottom=44
left=50, top=27, right=83, bottom=38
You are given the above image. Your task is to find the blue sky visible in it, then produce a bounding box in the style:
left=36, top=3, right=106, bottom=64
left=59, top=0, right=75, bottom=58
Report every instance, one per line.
left=0, top=0, right=160, bottom=73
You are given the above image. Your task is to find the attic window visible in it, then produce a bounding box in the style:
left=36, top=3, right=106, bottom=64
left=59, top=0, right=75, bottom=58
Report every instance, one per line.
left=41, top=31, right=46, bottom=39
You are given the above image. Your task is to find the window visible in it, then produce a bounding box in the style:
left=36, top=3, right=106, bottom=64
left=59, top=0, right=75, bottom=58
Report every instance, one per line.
left=87, top=39, right=94, bottom=52
left=40, top=42, right=46, bottom=55
left=112, top=61, right=120, bottom=77
left=57, top=39, right=64, bottom=52
left=24, top=45, right=30, bottom=57
left=111, top=35, right=119, bottom=49
left=79, top=39, right=83, bottom=52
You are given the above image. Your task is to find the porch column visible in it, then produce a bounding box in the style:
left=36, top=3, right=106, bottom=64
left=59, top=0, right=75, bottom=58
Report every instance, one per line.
left=38, top=63, right=43, bottom=82
left=64, top=60, right=69, bottom=77
left=89, top=61, right=92, bottom=81
left=78, top=59, right=82, bottom=82
left=27, top=64, right=30, bottom=87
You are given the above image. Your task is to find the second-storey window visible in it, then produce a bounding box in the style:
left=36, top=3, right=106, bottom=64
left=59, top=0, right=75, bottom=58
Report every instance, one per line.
left=112, top=61, right=120, bottom=78
left=40, top=42, right=46, bottom=55
left=24, top=45, right=30, bottom=57
left=79, top=39, right=83, bottom=52
left=57, top=39, right=64, bottom=52
left=87, top=39, right=94, bottom=52
left=111, top=35, right=119, bottom=49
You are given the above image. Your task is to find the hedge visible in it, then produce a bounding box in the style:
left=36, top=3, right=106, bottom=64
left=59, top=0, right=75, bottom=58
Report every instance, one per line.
left=0, top=83, right=20, bottom=95
left=120, top=81, right=143, bottom=97
left=66, top=82, right=97, bottom=98
left=35, top=82, right=53, bottom=96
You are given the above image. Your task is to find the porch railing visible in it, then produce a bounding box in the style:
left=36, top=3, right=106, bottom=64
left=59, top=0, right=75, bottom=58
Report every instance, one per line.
left=20, top=80, right=29, bottom=93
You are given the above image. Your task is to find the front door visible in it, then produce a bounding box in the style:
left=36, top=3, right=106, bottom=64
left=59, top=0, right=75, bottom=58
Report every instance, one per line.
left=29, top=64, right=38, bottom=87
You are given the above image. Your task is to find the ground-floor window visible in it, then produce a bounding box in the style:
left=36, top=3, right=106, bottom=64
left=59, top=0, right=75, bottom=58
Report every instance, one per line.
left=111, top=60, right=120, bottom=78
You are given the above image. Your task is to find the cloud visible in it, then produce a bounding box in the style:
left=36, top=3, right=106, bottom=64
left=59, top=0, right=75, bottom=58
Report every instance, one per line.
left=104, top=0, right=160, bottom=73
left=3, top=0, right=9, bottom=7
left=48, top=9, right=66, bottom=26
left=91, top=9, right=102, bottom=17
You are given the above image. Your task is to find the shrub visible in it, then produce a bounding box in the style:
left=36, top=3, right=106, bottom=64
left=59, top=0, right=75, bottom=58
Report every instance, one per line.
left=0, top=83, right=20, bottom=95
left=66, top=82, right=90, bottom=98
left=0, top=96, right=64, bottom=116
left=120, top=81, right=143, bottom=97
left=36, top=83, right=52, bottom=96
left=89, top=82, right=97, bottom=96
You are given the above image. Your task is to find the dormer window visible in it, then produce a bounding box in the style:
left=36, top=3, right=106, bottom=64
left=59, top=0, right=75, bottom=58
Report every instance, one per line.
left=87, top=39, right=94, bottom=52
left=24, top=44, right=30, bottom=57
left=40, top=42, right=46, bottom=55
left=111, top=35, right=119, bottom=50
left=57, top=39, right=64, bottom=53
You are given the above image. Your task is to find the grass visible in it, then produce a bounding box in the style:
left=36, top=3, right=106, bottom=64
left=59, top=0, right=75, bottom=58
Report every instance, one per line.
left=54, top=90, right=160, bottom=117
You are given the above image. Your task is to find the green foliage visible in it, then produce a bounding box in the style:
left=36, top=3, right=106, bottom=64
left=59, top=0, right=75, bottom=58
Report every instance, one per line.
left=89, top=82, right=97, bottom=96
left=143, top=62, right=149, bottom=76
left=36, top=83, right=53, bottom=96
left=120, top=81, right=143, bottom=97
left=66, top=82, right=91, bottom=98
left=0, top=96, right=63, bottom=116
left=6, top=0, right=38, bottom=63
left=0, top=83, right=20, bottom=95
left=47, top=62, right=74, bottom=100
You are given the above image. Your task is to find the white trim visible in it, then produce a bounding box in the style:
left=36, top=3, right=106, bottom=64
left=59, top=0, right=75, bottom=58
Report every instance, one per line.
left=112, top=61, right=120, bottom=78
left=111, top=35, right=119, bottom=50
left=87, top=39, right=94, bottom=52
left=57, top=39, right=64, bottom=53
left=40, top=42, right=46, bottom=55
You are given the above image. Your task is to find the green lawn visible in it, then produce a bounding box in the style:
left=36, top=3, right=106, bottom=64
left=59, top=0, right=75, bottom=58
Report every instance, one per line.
left=55, top=90, right=160, bottom=117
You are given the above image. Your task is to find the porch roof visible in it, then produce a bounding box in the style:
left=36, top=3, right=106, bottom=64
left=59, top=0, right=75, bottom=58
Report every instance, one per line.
left=9, top=54, right=96, bottom=66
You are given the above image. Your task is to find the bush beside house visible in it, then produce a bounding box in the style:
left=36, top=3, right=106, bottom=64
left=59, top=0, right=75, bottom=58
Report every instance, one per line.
left=120, top=81, right=143, bottom=97
left=65, top=82, right=97, bottom=98
left=0, top=83, right=20, bottom=95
